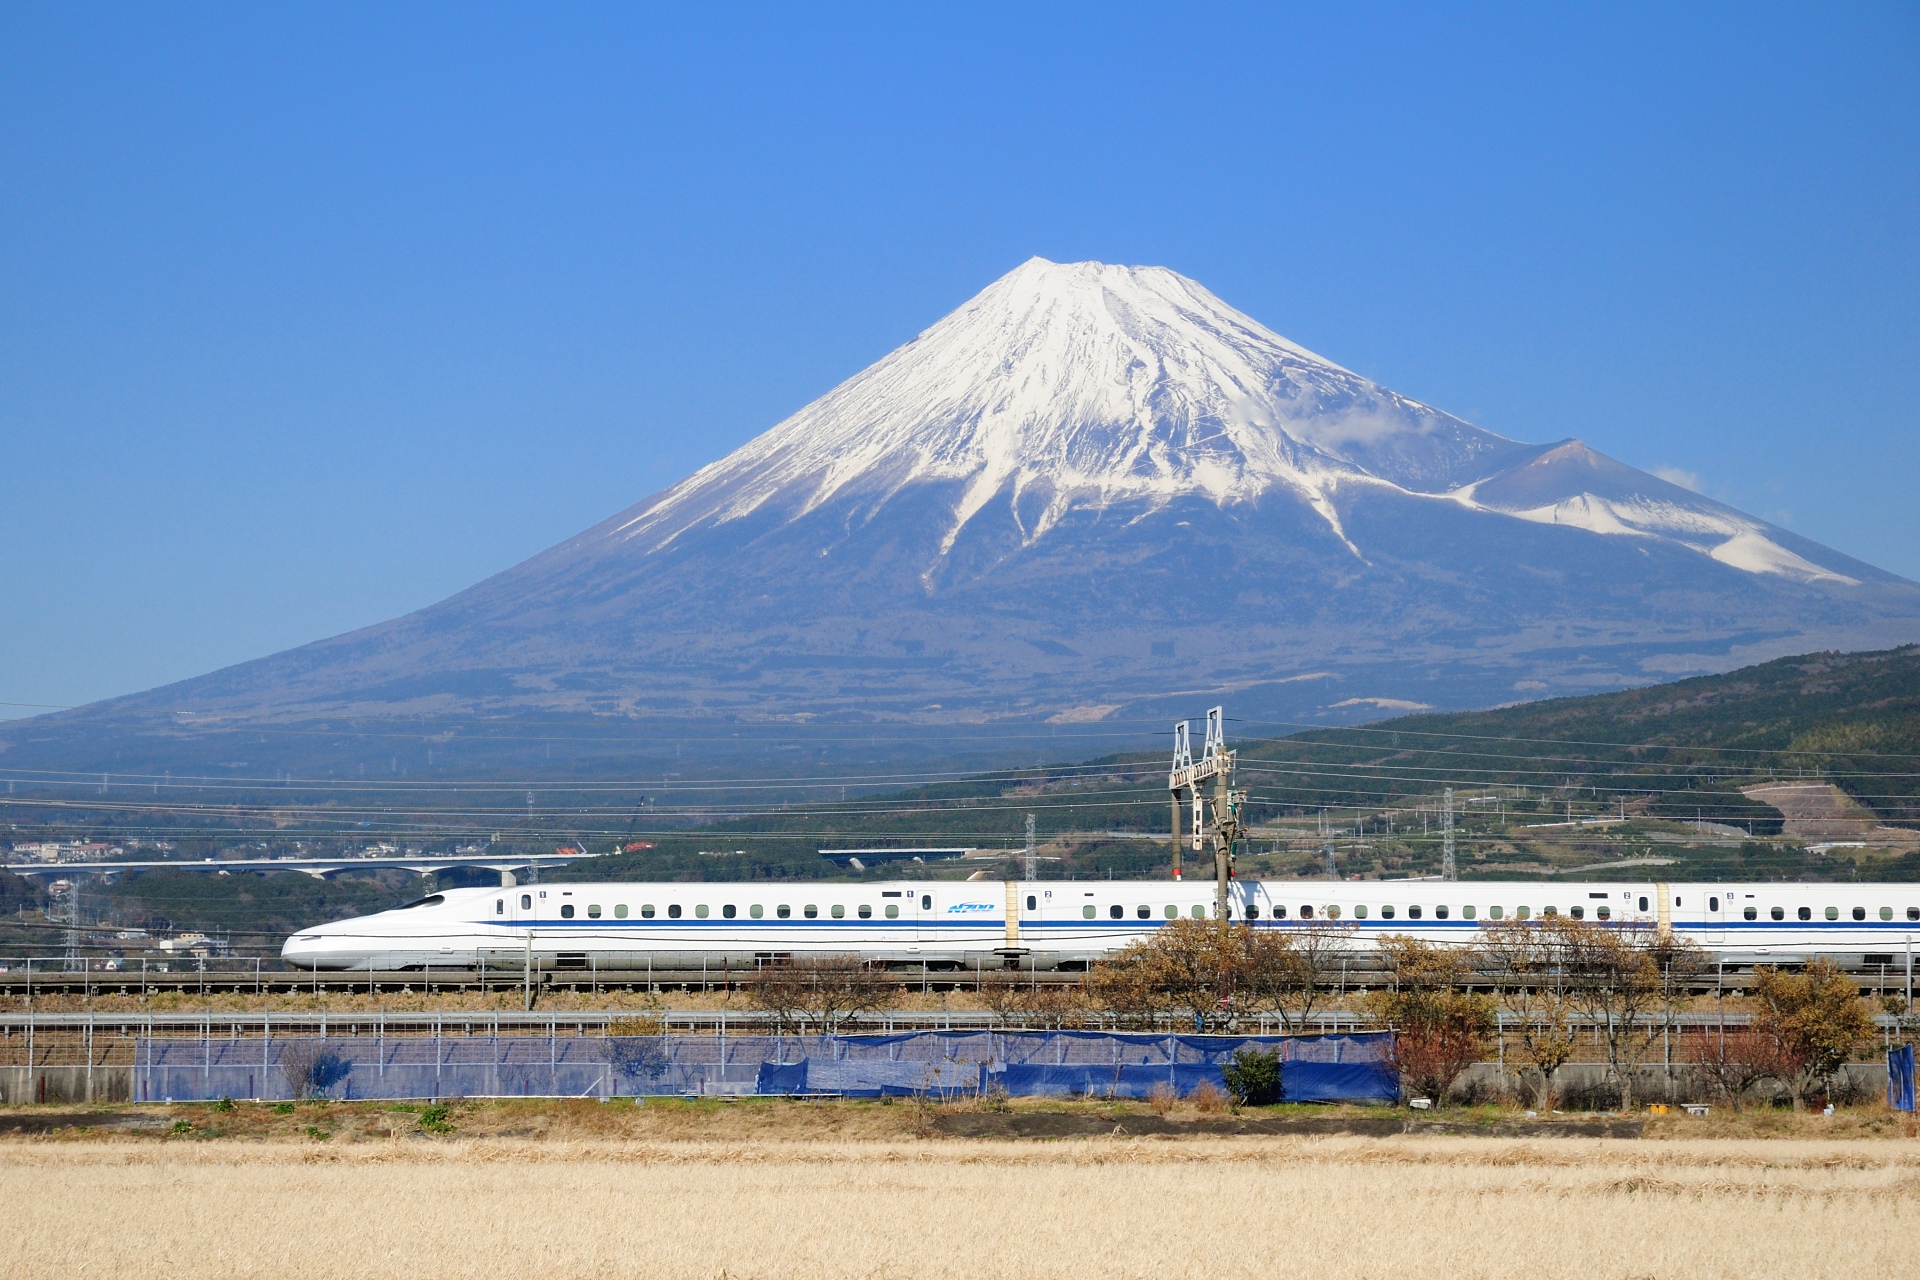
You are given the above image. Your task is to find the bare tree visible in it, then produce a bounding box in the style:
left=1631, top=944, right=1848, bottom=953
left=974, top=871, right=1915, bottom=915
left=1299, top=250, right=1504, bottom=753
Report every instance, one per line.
left=1479, top=918, right=1581, bottom=1110
left=1752, top=960, right=1874, bottom=1110
left=745, top=956, right=898, bottom=1035
left=1686, top=1026, right=1795, bottom=1111
left=1557, top=922, right=1703, bottom=1111
left=605, top=1015, right=671, bottom=1086
left=277, top=1039, right=352, bottom=1100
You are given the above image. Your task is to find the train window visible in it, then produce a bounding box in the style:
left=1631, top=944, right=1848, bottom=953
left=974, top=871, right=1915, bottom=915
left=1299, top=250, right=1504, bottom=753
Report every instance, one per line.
left=1744, top=907, right=1756, bottom=920
left=1910, top=908, right=1919, bottom=922
left=1595, top=906, right=1609, bottom=921
left=1247, top=905, right=1261, bottom=919
left=749, top=905, right=763, bottom=919
left=1136, top=905, right=1151, bottom=919
left=1026, top=895, right=1037, bottom=911
left=1515, top=907, right=1530, bottom=921
left=723, top=905, right=737, bottom=919
left=1824, top=907, right=1839, bottom=921
left=560, top=905, right=575, bottom=919
left=1353, top=905, right=1367, bottom=920
left=1638, top=897, right=1648, bottom=912
left=641, top=905, right=655, bottom=918
left=1301, top=905, right=1315, bottom=920
left=1570, top=907, right=1583, bottom=921
left=521, top=895, right=532, bottom=910
left=695, top=905, right=710, bottom=919
left=1191, top=906, right=1206, bottom=919
left=1771, top=906, right=1783, bottom=921
left=885, top=905, right=900, bottom=919
left=831, top=905, right=845, bottom=919
left=1083, top=905, right=1096, bottom=919
left=1326, top=905, right=1342, bottom=920
left=1164, top=905, right=1178, bottom=919
left=667, top=904, right=682, bottom=919
left=921, top=895, right=932, bottom=910
left=1109, top=905, right=1124, bottom=919
left=1853, top=907, right=1866, bottom=921
left=1488, top=906, right=1502, bottom=920
left=1709, top=897, right=1719, bottom=912
left=615, top=905, right=629, bottom=919
left=777, top=905, right=791, bottom=919
left=587, top=904, right=602, bottom=919
left=495, top=899, right=503, bottom=916
left=1381, top=906, right=1395, bottom=920
left=1463, top=906, right=1476, bottom=920
left=1797, top=907, right=1811, bottom=921
left=858, top=904, right=873, bottom=919
left=1543, top=907, right=1558, bottom=918
left=804, top=905, right=819, bottom=919
left=1881, top=907, right=1894, bottom=922
left=1435, top=906, right=1450, bottom=920
left=1407, top=906, right=1421, bottom=920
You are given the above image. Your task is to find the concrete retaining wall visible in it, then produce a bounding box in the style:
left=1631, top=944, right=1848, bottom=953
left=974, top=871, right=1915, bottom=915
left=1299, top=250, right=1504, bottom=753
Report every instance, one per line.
left=0, top=1066, right=134, bottom=1104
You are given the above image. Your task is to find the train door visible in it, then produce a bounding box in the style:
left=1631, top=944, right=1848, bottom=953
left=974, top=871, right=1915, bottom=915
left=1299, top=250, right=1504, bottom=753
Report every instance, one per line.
left=1706, top=891, right=1726, bottom=944
left=915, top=889, right=937, bottom=944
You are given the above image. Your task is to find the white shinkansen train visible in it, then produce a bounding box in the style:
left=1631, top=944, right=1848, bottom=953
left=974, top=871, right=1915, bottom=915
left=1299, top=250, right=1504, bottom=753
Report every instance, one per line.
left=282, top=877, right=1920, bottom=972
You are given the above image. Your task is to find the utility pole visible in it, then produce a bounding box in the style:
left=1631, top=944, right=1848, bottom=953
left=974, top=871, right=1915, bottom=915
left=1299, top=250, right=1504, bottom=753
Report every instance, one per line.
left=1023, top=813, right=1037, bottom=881
left=1442, top=786, right=1457, bottom=882
left=1169, top=721, right=1192, bottom=880
left=64, top=875, right=81, bottom=971
left=1170, top=707, right=1243, bottom=936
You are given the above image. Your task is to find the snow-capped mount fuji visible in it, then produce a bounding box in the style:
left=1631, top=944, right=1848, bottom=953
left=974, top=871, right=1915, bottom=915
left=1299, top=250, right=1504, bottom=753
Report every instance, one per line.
left=613, top=257, right=1851, bottom=589
left=11, top=258, right=1920, bottom=772
left=617, top=257, right=1529, bottom=571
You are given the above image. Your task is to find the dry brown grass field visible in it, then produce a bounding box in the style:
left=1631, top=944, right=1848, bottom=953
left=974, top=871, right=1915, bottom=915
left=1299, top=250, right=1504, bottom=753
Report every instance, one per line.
left=3, top=1116, right=1919, bottom=1279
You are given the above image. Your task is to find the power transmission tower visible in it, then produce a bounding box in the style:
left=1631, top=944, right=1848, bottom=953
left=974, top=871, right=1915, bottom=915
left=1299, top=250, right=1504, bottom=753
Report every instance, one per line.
left=1023, top=813, right=1037, bottom=880
left=1441, top=786, right=1457, bottom=882
left=1323, top=840, right=1336, bottom=880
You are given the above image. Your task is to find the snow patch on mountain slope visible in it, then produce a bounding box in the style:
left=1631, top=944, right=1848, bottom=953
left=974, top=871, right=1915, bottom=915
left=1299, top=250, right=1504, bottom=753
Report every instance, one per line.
left=1451, top=489, right=1858, bottom=585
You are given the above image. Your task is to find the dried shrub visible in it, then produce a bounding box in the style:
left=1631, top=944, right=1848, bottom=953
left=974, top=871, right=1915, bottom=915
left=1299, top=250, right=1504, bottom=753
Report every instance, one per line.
left=1147, top=1082, right=1178, bottom=1116
left=1191, top=1079, right=1228, bottom=1114
left=278, top=1040, right=352, bottom=1100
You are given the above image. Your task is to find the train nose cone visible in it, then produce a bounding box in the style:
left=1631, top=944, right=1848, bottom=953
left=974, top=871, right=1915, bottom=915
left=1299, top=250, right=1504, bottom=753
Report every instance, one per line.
left=282, top=931, right=326, bottom=969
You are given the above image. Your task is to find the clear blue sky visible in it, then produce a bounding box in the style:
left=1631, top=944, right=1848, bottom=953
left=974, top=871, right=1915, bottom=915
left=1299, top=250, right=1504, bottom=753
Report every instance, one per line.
left=3, top=4, right=1916, bottom=717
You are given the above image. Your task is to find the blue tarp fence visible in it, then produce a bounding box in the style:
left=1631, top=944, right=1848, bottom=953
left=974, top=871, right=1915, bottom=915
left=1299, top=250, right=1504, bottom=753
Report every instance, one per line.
left=133, top=1029, right=1397, bottom=1103
left=1889, top=1044, right=1916, bottom=1112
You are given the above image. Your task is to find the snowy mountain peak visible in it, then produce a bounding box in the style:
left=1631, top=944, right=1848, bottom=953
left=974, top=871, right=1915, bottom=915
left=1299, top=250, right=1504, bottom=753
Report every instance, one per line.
left=600, top=258, right=1870, bottom=589
left=613, top=258, right=1522, bottom=558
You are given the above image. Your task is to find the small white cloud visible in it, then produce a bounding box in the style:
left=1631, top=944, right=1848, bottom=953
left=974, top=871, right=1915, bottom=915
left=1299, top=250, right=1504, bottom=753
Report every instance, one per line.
left=1652, top=466, right=1700, bottom=492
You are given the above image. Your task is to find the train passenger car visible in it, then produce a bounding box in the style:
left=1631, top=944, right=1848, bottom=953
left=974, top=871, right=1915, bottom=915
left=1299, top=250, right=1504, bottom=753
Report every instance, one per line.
left=282, top=877, right=1920, bottom=972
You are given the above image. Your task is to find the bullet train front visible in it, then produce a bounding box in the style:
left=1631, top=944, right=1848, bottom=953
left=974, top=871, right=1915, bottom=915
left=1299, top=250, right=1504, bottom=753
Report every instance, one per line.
left=282, top=887, right=502, bottom=971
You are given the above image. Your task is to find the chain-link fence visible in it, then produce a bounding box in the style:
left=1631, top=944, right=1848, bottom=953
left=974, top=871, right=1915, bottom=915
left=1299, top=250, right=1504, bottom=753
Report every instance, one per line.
left=133, top=1029, right=1397, bottom=1103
